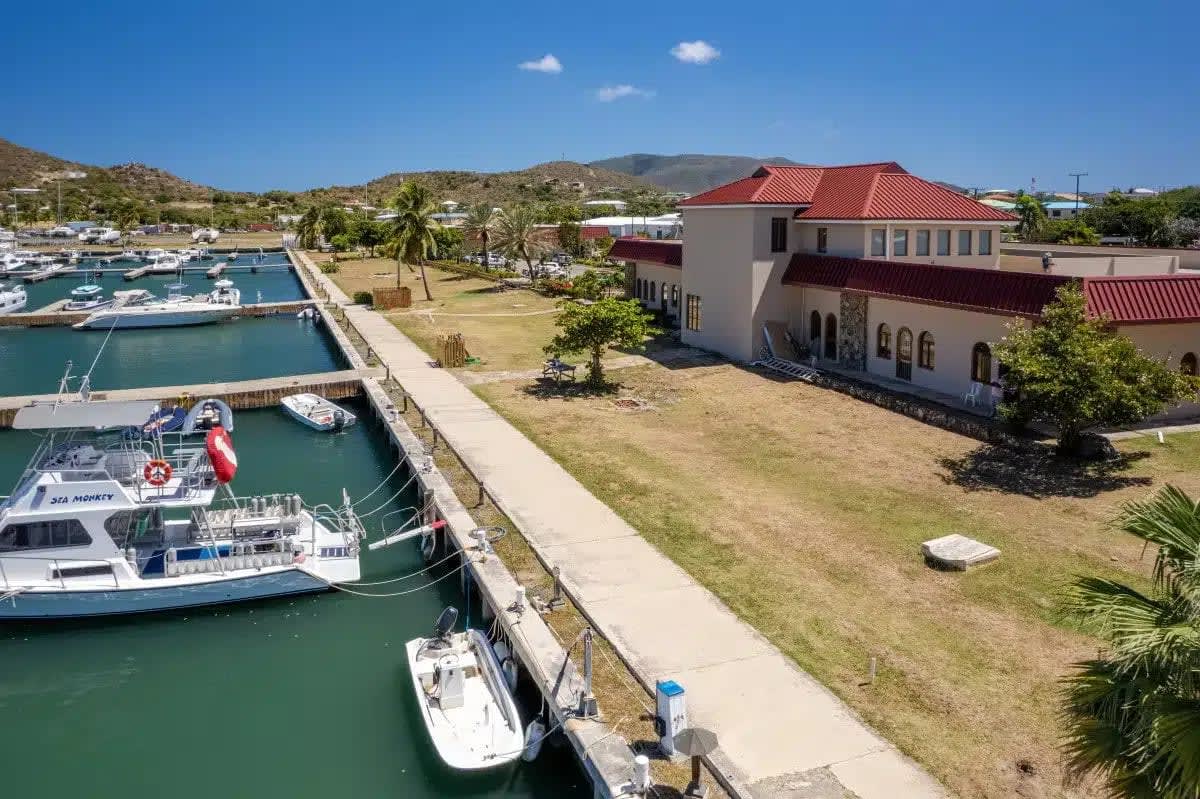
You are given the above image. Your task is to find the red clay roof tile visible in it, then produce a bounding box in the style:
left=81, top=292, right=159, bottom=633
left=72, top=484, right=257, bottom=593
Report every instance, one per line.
left=1084, top=274, right=1200, bottom=325
left=609, top=237, right=682, bottom=268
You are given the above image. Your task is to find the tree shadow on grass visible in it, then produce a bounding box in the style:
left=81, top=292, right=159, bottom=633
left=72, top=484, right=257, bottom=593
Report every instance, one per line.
left=520, top=376, right=622, bottom=402
left=938, top=444, right=1152, bottom=499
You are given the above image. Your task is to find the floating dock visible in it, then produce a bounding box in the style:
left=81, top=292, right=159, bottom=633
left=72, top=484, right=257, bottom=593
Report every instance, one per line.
left=0, top=299, right=317, bottom=327
left=0, top=368, right=379, bottom=428
left=23, top=263, right=75, bottom=283
left=205, top=261, right=228, bottom=278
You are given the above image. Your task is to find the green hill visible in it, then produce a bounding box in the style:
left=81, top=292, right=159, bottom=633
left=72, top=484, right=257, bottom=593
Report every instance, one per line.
left=588, top=153, right=803, bottom=193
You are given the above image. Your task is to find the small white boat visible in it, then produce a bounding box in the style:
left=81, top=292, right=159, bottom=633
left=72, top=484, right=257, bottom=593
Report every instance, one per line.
left=280, top=393, right=357, bottom=432
left=0, top=282, right=27, bottom=315
left=73, top=289, right=239, bottom=329
left=143, top=248, right=169, bottom=264
left=119, top=249, right=141, bottom=262
left=209, top=278, right=241, bottom=306
left=227, top=250, right=239, bottom=261
left=65, top=282, right=110, bottom=312
left=405, top=608, right=525, bottom=771
left=1, top=253, right=27, bottom=273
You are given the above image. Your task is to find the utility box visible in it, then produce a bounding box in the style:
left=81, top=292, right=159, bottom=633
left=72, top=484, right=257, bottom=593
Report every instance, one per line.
left=655, top=679, right=688, bottom=759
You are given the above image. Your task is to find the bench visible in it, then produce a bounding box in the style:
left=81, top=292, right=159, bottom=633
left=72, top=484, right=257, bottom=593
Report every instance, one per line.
left=542, top=358, right=577, bottom=384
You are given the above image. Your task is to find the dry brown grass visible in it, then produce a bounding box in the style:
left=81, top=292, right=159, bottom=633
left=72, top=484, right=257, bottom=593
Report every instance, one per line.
left=467, top=358, right=1198, bottom=799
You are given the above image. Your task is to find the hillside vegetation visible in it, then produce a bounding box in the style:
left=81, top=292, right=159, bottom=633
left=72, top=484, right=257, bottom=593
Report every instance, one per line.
left=589, top=152, right=801, bottom=193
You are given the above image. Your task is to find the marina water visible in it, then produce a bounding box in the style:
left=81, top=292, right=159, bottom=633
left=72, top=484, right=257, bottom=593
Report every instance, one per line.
left=0, top=402, right=587, bottom=798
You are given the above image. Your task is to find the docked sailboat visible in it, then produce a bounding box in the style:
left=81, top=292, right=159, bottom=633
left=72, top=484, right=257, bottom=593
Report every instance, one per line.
left=0, top=395, right=366, bottom=619
left=281, top=393, right=357, bottom=432
left=73, top=289, right=239, bottom=329
left=405, top=607, right=525, bottom=770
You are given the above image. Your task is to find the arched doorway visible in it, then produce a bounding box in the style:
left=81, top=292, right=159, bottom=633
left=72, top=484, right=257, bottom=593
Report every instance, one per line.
left=661, top=282, right=668, bottom=314
left=971, top=342, right=992, bottom=383
left=824, top=313, right=837, bottom=359
left=896, top=327, right=913, bottom=380
left=1182, top=352, right=1197, bottom=376
left=809, top=311, right=821, bottom=348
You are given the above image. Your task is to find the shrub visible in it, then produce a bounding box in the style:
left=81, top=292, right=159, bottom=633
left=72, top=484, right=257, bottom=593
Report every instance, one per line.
left=329, top=233, right=354, bottom=252
left=542, top=278, right=574, bottom=296
left=352, top=291, right=373, bottom=305
left=569, top=270, right=606, bottom=300
left=319, top=261, right=340, bottom=274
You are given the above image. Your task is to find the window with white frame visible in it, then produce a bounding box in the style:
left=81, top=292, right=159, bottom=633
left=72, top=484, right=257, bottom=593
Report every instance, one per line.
left=937, top=229, right=951, bottom=256
left=870, top=229, right=886, bottom=256
left=979, top=230, right=992, bottom=255
left=916, top=230, right=930, bottom=256
left=893, top=229, right=908, bottom=257
left=957, top=230, right=972, bottom=255
left=817, top=227, right=828, bottom=253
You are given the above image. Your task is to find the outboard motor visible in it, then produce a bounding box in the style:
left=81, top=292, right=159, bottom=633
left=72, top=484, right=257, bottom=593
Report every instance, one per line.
left=434, top=606, right=459, bottom=641
left=333, top=408, right=346, bottom=430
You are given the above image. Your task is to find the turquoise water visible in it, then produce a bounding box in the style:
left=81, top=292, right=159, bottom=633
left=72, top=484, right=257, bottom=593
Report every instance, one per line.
left=17, top=253, right=302, bottom=310
left=0, top=316, right=347, bottom=396
left=0, top=402, right=587, bottom=798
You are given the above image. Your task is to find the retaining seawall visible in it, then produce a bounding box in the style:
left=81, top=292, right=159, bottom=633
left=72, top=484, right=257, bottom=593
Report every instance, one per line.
left=0, top=369, right=376, bottom=428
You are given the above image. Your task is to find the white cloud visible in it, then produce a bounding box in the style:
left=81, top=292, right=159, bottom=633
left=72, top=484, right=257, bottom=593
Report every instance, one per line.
left=671, top=40, right=720, bottom=64
left=595, top=84, right=654, bottom=102
left=518, top=54, right=562, bottom=74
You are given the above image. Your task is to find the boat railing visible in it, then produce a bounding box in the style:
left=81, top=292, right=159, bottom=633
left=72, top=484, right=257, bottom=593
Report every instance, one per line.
left=0, top=553, right=123, bottom=591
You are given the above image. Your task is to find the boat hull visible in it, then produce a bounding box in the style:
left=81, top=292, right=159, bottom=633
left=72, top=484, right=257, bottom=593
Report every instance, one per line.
left=281, top=396, right=357, bottom=432
left=0, top=568, right=331, bottom=620
left=74, top=308, right=237, bottom=329
left=0, top=296, right=27, bottom=315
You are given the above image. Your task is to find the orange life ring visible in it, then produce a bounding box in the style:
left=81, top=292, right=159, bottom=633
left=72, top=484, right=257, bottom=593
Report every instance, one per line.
left=144, top=459, right=172, bottom=486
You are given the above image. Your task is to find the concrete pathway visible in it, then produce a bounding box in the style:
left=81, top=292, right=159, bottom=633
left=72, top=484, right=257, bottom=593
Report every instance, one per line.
left=298, top=253, right=947, bottom=799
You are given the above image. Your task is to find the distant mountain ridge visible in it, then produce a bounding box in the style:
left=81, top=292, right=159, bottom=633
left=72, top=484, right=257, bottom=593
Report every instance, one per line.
left=588, top=153, right=804, bottom=194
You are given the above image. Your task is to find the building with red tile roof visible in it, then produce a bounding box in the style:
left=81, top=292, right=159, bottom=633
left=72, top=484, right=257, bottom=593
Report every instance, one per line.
left=611, top=161, right=1199, bottom=414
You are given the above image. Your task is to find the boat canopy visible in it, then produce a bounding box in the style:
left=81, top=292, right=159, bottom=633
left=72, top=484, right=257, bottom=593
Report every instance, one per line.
left=13, top=400, right=161, bottom=430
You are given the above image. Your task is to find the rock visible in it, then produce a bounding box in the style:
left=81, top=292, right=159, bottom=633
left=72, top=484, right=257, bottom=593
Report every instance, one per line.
left=921, top=534, right=1001, bottom=571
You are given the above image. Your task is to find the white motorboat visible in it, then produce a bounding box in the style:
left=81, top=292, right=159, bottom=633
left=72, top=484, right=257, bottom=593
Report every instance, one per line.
left=0, top=390, right=366, bottom=620
left=30, top=253, right=58, bottom=267
left=209, top=278, right=241, bottom=306
left=73, top=288, right=239, bottom=329
left=227, top=250, right=239, bottom=261
left=143, top=248, right=169, bottom=264
left=119, top=249, right=141, bottom=262
left=1, top=253, right=27, bottom=273
left=177, top=248, right=204, bottom=261
left=64, top=271, right=109, bottom=311
left=192, top=227, right=219, bottom=244
left=280, top=393, right=357, bottom=432
left=405, top=608, right=525, bottom=771
left=0, top=282, right=27, bottom=315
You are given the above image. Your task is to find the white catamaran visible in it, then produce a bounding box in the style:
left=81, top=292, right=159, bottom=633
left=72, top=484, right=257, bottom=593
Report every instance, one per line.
left=0, top=376, right=365, bottom=619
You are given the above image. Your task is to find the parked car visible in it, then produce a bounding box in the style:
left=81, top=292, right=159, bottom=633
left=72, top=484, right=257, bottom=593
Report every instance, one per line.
left=486, top=253, right=507, bottom=268
left=552, top=253, right=573, bottom=265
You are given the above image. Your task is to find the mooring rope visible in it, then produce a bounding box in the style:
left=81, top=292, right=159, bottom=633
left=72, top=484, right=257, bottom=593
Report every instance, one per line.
left=312, top=561, right=467, bottom=598
left=344, top=546, right=463, bottom=587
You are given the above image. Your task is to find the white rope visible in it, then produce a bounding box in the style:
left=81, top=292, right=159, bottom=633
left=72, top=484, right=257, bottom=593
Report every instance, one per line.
left=346, top=546, right=463, bottom=586
left=484, top=717, right=566, bottom=761
left=350, top=458, right=407, bottom=508
left=594, top=636, right=653, bottom=713
left=354, top=470, right=420, bottom=519
left=317, top=561, right=467, bottom=598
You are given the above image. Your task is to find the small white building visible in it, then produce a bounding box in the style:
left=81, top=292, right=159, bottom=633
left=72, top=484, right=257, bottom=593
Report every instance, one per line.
left=584, top=199, right=627, bottom=211
left=1044, top=201, right=1091, bottom=220
left=583, top=213, right=681, bottom=239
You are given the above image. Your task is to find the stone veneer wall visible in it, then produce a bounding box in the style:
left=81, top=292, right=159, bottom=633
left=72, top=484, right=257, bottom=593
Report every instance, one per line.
left=838, top=292, right=868, bottom=370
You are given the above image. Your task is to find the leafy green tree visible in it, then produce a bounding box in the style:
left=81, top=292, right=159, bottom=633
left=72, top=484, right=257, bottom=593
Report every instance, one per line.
left=295, top=204, right=348, bottom=249
left=433, top=226, right=464, bottom=259
left=995, top=284, right=1196, bottom=454
left=463, top=203, right=498, bottom=263
left=569, top=269, right=606, bottom=300
left=329, top=233, right=354, bottom=252
left=557, top=221, right=582, bottom=256
left=1013, top=194, right=1046, bottom=240
left=1041, top=219, right=1101, bottom=245
left=545, top=298, right=656, bottom=386
left=386, top=181, right=439, bottom=300
left=355, top=219, right=389, bottom=257
left=491, top=204, right=551, bottom=280
left=1060, top=484, right=1200, bottom=798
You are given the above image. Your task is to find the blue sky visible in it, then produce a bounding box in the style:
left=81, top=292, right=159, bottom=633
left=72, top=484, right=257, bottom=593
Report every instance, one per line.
left=0, top=0, right=1196, bottom=193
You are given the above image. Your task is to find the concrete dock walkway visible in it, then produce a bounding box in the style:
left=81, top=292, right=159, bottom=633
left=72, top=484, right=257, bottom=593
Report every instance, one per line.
left=0, top=369, right=380, bottom=427
left=294, top=255, right=946, bottom=798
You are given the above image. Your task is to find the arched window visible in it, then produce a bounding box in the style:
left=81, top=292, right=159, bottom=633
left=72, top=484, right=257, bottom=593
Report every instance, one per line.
left=1182, top=352, right=1197, bottom=376
left=971, top=342, right=992, bottom=383
left=896, top=328, right=913, bottom=380
left=636, top=278, right=643, bottom=299
left=876, top=323, right=891, bottom=359
left=649, top=281, right=656, bottom=302
left=671, top=284, right=679, bottom=306
left=824, top=313, right=838, bottom=359
left=918, top=332, right=935, bottom=370
left=661, top=282, right=668, bottom=305
left=810, top=310, right=821, bottom=343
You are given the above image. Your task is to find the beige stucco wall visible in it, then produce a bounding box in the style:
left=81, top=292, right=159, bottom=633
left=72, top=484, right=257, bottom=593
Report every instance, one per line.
left=794, top=223, right=866, bottom=258
left=789, top=287, right=841, bottom=356
left=679, top=207, right=761, bottom=360
left=633, top=262, right=683, bottom=322
left=1120, top=323, right=1200, bottom=421
left=1046, top=255, right=1178, bottom=277
left=864, top=298, right=1022, bottom=396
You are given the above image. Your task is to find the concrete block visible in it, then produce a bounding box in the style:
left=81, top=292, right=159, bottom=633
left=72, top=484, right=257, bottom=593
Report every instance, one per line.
left=921, top=534, right=1000, bottom=571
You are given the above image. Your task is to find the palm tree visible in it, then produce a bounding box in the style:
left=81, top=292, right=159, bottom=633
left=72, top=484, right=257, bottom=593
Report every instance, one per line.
left=463, top=203, right=497, bottom=268
left=1013, top=195, right=1046, bottom=241
left=1060, top=484, right=1200, bottom=798
left=295, top=204, right=346, bottom=250
left=491, top=204, right=551, bottom=281
left=387, top=181, right=439, bottom=300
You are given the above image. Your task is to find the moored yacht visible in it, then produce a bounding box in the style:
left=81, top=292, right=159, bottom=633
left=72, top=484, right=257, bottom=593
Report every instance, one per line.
left=1, top=253, right=27, bottom=273
left=0, top=281, right=27, bottom=315
left=0, top=397, right=365, bottom=619
left=73, top=288, right=239, bottom=329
